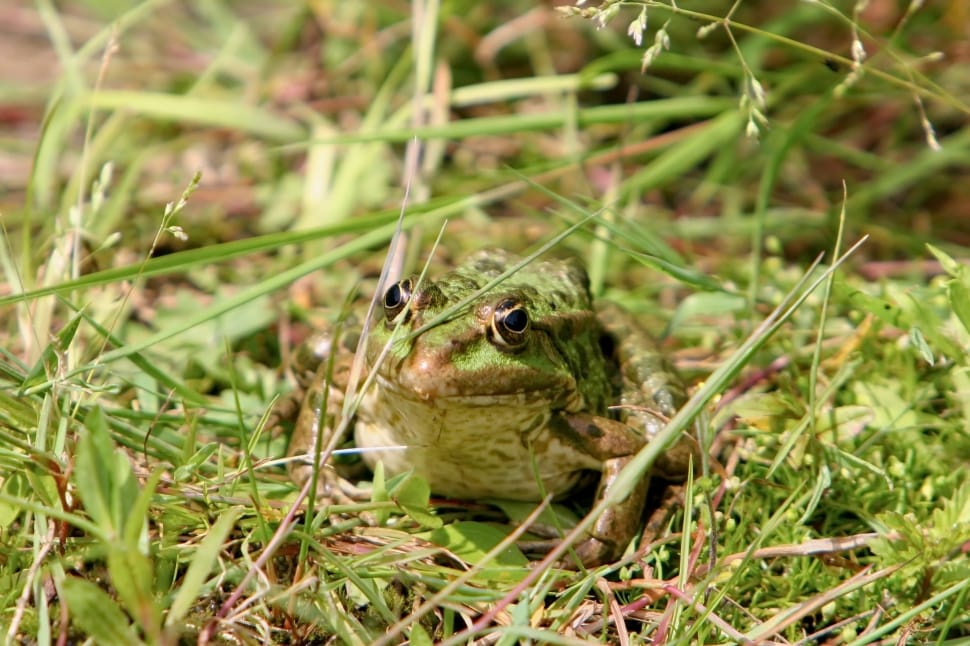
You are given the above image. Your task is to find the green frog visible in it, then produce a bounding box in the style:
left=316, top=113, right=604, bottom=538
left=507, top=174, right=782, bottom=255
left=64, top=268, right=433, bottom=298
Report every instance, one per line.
left=286, top=249, right=693, bottom=567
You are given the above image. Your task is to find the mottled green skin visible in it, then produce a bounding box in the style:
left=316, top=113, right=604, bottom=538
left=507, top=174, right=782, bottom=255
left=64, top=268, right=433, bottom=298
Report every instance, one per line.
left=287, top=249, right=690, bottom=567
left=368, top=250, right=611, bottom=413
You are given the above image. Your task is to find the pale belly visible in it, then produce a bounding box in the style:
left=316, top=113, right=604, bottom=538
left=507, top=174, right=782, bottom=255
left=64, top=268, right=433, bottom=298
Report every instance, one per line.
left=354, top=387, right=602, bottom=501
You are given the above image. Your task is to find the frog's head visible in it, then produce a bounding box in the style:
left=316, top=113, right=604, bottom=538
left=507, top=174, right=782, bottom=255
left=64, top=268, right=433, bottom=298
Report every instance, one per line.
left=366, top=250, right=609, bottom=409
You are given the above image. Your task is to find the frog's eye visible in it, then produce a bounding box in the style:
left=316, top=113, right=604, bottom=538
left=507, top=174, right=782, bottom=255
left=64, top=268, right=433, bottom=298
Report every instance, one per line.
left=383, top=278, right=413, bottom=322
left=491, top=299, right=530, bottom=348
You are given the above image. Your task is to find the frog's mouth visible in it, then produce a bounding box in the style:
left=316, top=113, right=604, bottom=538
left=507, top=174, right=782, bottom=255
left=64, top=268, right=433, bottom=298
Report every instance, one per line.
left=372, top=367, right=573, bottom=406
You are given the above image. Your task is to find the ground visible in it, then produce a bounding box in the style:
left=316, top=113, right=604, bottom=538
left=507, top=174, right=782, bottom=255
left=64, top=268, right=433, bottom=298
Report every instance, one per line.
left=1, top=1, right=969, bottom=644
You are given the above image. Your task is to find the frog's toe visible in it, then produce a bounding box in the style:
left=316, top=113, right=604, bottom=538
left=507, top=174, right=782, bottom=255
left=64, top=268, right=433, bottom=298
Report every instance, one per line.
left=519, top=536, right=617, bottom=569
left=555, top=536, right=620, bottom=569
left=517, top=528, right=626, bottom=569
left=290, top=461, right=364, bottom=505
left=315, top=479, right=367, bottom=507
left=332, top=477, right=371, bottom=502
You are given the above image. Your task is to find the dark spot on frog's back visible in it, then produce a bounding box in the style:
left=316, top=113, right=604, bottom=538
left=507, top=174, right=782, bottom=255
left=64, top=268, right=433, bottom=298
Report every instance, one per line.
left=413, top=284, right=442, bottom=310
left=597, top=332, right=616, bottom=360
left=583, top=423, right=603, bottom=438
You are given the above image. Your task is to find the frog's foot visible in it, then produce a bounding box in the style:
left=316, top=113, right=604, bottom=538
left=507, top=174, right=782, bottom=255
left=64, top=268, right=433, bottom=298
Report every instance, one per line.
left=517, top=534, right=621, bottom=569
left=516, top=537, right=558, bottom=558
left=290, top=461, right=382, bottom=530
left=290, top=461, right=370, bottom=507
left=559, top=536, right=621, bottom=569
left=518, top=538, right=621, bottom=569
left=641, top=482, right=685, bottom=545
left=329, top=477, right=372, bottom=504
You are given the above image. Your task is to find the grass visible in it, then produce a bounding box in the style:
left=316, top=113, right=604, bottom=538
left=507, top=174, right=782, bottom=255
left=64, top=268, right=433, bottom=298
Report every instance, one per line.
left=2, top=0, right=969, bottom=643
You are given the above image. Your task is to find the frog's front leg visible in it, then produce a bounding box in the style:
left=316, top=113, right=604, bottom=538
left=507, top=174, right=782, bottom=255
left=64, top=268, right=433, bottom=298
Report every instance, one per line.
left=287, top=372, right=348, bottom=504
left=551, top=413, right=651, bottom=567
left=286, top=336, right=369, bottom=505
left=596, top=302, right=696, bottom=480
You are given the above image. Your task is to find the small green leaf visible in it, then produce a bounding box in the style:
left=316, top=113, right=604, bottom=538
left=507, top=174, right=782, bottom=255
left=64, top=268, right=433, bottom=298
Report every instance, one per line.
left=75, top=407, right=116, bottom=534
left=909, top=326, right=935, bottom=364
left=427, top=521, right=528, bottom=568
left=844, top=287, right=903, bottom=328
left=18, top=313, right=85, bottom=393
left=0, top=473, right=29, bottom=526
left=371, top=461, right=391, bottom=524
left=926, top=243, right=964, bottom=279
left=393, top=475, right=441, bottom=529
left=852, top=381, right=922, bottom=432
left=904, top=296, right=964, bottom=361
left=75, top=407, right=141, bottom=537
left=489, top=499, right=580, bottom=531
left=172, top=443, right=218, bottom=482
left=124, top=469, right=163, bottom=548
left=108, top=548, right=160, bottom=639
left=24, top=471, right=59, bottom=508
left=409, top=624, right=434, bottom=646
left=19, top=346, right=59, bottom=392
left=392, top=473, right=430, bottom=508
left=947, top=279, right=970, bottom=338
left=55, top=312, right=84, bottom=351
left=811, top=405, right=873, bottom=443
left=398, top=504, right=442, bottom=529
left=62, top=577, right=142, bottom=645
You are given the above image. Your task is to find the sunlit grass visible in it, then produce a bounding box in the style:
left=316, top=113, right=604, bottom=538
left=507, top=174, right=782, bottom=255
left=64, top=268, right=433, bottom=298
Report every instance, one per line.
left=1, top=0, right=969, bottom=643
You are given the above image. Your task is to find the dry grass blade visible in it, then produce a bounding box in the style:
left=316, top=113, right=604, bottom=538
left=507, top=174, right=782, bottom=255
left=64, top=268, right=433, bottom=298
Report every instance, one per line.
left=2, top=0, right=968, bottom=642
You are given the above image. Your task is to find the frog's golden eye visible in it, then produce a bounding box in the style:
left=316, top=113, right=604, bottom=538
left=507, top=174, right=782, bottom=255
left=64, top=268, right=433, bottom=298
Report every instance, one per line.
left=491, top=299, right=530, bottom=348
left=383, top=278, right=413, bottom=322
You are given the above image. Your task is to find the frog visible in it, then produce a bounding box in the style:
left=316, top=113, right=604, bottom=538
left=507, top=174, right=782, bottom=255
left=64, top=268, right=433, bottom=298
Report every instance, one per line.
left=285, top=248, right=694, bottom=567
